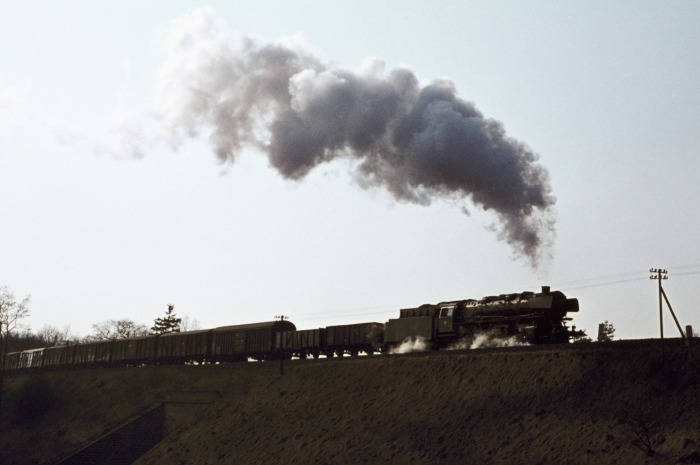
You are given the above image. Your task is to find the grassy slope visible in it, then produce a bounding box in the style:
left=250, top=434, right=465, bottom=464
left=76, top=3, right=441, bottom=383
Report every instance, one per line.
left=1, top=340, right=698, bottom=465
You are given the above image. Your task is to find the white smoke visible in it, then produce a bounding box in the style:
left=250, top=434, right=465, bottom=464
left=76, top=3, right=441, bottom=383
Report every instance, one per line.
left=389, top=336, right=430, bottom=354
left=446, top=330, right=530, bottom=350
left=151, top=8, right=557, bottom=265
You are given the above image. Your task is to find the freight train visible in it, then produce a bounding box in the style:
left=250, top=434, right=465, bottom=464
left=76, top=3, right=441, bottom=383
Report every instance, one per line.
left=0, top=286, right=578, bottom=371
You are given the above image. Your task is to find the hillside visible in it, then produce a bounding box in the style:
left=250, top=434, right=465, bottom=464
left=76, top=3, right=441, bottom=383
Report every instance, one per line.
left=1, top=339, right=699, bottom=465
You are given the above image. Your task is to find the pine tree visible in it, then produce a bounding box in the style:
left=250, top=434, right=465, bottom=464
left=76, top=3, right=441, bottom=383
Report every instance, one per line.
left=151, top=304, right=182, bottom=335
left=597, top=320, right=615, bottom=342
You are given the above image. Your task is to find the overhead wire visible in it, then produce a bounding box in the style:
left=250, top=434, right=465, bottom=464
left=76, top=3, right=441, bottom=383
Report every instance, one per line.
left=557, top=276, right=647, bottom=291
left=673, top=270, right=700, bottom=278
left=553, top=263, right=700, bottom=291
left=290, top=304, right=399, bottom=322
left=287, top=264, right=700, bottom=322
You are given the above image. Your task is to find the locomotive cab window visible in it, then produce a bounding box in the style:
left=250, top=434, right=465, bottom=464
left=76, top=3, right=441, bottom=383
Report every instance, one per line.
left=439, top=306, right=455, bottom=317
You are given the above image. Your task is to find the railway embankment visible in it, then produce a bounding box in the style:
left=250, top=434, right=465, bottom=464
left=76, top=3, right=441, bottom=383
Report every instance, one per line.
left=1, top=339, right=699, bottom=465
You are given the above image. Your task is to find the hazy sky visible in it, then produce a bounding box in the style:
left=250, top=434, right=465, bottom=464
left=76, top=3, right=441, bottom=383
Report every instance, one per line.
left=1, top=1, right=698, bottom=340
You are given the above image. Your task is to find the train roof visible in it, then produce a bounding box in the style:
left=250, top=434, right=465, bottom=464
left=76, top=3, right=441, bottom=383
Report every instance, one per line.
left=213, top=320, right=296, bottom=332
left=77, top=338, right=120, bottom=345
left=110, top=334, right=160, bottom=341
left=20, top=347, right=45, bottom=354
left=44, top=344, right=71, bottom=351
left=158, top=328, right=213, bottom=338
left=325, top=322, right=384, bottom=329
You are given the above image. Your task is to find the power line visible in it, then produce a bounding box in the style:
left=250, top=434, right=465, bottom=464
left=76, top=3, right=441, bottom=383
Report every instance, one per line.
left=554, top=265, right=700, bottom=291
left=288, top=266, right=700, bottom=322
left=292, top=308, right=397, bottom=322
left=666, top=263, right=700, bottom=271
left=553, top=271, right=648, bottom=290
left=557, top=276, right=646, bottom=291
left=291, top=303, right=398, bottom=318
left=673, top=270, right=700, bottom=277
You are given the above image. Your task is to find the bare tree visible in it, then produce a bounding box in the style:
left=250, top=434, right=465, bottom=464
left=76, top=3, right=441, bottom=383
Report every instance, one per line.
left=615, top=401, right=666, bottom=457
left=181, top=314, right=201, bottom=332
left=0, top=286, right=31, bottom=368
left=87, top=319, right=148, bottom=341
left=0, top=286, right=31, bottom=410
left=36, top=325, right=78, bottom=346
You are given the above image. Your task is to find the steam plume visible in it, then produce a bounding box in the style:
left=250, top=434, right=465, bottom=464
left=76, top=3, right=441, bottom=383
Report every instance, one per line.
left=447, top=331, right=530, bottom=350
left=156, top=9, right=556, bottom=265
left=389, top=336, right=430, bottom=354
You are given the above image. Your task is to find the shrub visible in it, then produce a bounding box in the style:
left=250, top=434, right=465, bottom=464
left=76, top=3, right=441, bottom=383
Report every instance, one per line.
left=615, top=400, right=666, bottom=457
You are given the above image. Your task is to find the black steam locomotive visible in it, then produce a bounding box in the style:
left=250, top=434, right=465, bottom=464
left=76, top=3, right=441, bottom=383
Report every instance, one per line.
left=1, top=286, right=578, bottom=371
left=385, top=286, right=579, bottom=348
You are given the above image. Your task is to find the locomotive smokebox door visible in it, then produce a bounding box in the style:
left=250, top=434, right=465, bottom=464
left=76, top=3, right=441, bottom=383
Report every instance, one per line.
left=437, top=304, right=455, bottom=334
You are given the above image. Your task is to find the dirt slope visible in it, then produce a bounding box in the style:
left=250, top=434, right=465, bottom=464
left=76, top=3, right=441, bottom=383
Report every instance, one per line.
left=1, top=339, right=699, bottom=465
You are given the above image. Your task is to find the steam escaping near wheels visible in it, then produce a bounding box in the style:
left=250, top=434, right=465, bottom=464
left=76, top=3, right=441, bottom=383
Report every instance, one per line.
left=387, top=331, right=530, bottom=354
left=447, top=331, right=531, bottom=350
left=153, top=8, right=557, bottom=266
left=388, top=337, right=430, bottom=354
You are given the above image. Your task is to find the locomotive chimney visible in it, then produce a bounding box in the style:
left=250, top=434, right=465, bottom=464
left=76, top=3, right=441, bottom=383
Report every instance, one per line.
left=541, top=286, right=550, bottom=294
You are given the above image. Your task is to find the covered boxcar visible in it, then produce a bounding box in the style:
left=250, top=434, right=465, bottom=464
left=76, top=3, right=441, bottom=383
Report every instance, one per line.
left=43, top=345, right=73, bottom=367
left=157, top=329, right=212, bottom=364
left=3, top=351, right=21, bottom=370
left=212, top=320, right=297, bottom=361
left=73, top=340, right=113, bottom=365
left=112, top=334, right=158, bottom=366
left=18, top=348, right=45, bottom=369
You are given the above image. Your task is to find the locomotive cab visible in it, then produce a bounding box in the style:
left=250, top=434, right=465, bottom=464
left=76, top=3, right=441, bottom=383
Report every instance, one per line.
left=437, top=304, right=456, bottom=335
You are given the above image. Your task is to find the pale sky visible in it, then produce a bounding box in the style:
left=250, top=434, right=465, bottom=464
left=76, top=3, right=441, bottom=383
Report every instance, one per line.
left=1, top=1, right=698, bottom=340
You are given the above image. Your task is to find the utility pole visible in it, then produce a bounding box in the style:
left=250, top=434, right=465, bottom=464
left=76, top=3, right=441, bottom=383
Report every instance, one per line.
left=650, top=268, right=667, bottom=360
left=275, top=315, right=287, bottom=376
left=650, top=268, right=687, bottom=363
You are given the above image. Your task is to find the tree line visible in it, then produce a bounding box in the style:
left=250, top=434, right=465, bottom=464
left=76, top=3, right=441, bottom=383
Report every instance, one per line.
left=1, top=286, right=200, bottom=362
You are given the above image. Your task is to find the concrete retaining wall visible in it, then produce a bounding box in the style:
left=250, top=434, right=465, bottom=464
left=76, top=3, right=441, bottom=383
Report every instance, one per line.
left=55, top=404, right=165, bottom=465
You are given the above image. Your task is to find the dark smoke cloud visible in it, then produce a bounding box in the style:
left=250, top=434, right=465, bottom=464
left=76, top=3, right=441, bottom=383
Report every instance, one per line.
left=156, top=9, right=556, bottom=266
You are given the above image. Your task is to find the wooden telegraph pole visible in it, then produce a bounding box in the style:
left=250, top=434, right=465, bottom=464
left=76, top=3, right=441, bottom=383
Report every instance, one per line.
left=276, top=315, right=287, bottom=376
left=650, top=268, right=667, bottom=360
left=650, top=268, right=687, bottom=363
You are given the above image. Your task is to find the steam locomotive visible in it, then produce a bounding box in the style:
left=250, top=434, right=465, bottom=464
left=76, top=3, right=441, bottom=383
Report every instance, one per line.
left=385, top=285, right=579, bottom=348
left=1, top=286, right=578, bottom=371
